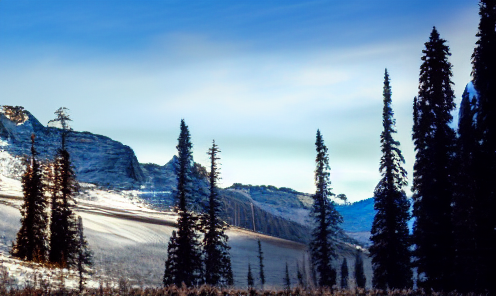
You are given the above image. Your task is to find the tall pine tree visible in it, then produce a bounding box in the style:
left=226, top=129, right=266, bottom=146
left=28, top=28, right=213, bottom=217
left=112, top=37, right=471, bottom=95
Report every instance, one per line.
left=163, top=119, right=202, bottom=286
left=412, top=27, right=456, bottom=291
left=452, top=85, right=478, bottom=293
left=202, top=140, right=233, bottom=287
left=370, top=69, right=412, bottom=290
left=471, top=0, right=496, bottom=293
left=11, top=134, right=48, bottom=263
left=310, top=130, right=342, bottom=287
left=48, top=108, right=81, bottom=267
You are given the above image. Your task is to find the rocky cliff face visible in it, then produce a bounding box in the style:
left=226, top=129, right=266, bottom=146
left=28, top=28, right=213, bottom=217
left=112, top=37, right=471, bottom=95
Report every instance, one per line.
left=0, top=107, right=145, bottom=189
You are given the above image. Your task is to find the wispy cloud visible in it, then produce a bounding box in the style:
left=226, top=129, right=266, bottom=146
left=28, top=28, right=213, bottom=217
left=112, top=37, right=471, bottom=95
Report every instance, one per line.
left=0, top=0, right=479, bottom=201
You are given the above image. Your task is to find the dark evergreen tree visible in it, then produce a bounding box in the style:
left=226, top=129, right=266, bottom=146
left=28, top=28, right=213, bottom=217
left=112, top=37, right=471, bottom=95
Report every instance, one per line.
left=48, top=107, right=72, bottom=132
left=297, top=262, right=305, bottom=288
left=452, top=85, right=478, bottom=293
left=412, top=27, right=456, bottom=291
left=257, top=239, right=265, bottom=289
left=224, top=257, right=234, bottom=287
left=163, top=230, right=178, bottom=286
left=471, top=1, right=496, bottom=293
left=247, top=263, right=254, bottom=288
left=340, top=258, right=349, bottom=289
left=48, top=109, right=80, bottom=267
left=163, top=119, right=202, bottom=286
left=310, top=130, right=342, bottom=287
left=202, top=140, right=233, bottom=287
left=370, top=69, right=412, bottom=290
left=354, top=250, right=366, bottom=289
left=283, top=262, right=291, bottom=290
left=11, top=134, right=48, bottom=263
left=77, top=216, right=93, bottom=293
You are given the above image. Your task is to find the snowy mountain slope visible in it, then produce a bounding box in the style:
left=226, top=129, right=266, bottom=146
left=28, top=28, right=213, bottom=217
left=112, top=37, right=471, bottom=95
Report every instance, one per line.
left=0, top=180, right=372, bottom=288
left=224, top=183, right=377, bottom=245
left=224, top=183, right=417, bottom=247
left=336, top=199, right=375, bottom=246
left=227, top=184, right=313, bottom=227
left=336, top=199, right=375, bottom=233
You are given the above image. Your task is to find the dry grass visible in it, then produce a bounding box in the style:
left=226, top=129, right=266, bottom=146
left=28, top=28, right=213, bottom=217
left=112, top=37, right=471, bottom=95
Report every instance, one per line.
left=0, top=263, right=488, bottom=296
left=0, top=282, right=491, bottom=296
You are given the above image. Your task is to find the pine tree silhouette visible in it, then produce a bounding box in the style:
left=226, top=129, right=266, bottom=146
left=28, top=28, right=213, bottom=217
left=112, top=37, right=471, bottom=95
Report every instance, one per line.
left=163, top=230, right=178, bottom=286
left=48, top=109, right=80, bottom=267
left=340, top=258, right=349, bottom=289
left=452, top=86, right=478, bottom=293
left=164, top=119, right=202, bottom=286
left=283, top=262, right=291, bottom=290
left=11, top=134, right=48, bottom=263
left=354, top=250, right=366, bottom=289
left=257, top=239, right=265, bottom=290
left=370, top=69, right=412, bottom=290
left=412, top=27, right=456, bottom=291
left=77, top=216, right=93, bottom=293
left=202, top=140, right=233, bottom=286
left=297, top=262, right=305, bottom=288
left=247, top=263, right=254, bottom=288
left=471, top=0, right=496, bottom=293
left=310, top=130, right=342, bottom=287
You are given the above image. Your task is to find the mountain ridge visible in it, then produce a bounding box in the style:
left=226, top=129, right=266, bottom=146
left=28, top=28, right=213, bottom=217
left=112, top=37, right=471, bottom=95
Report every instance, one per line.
left=0, top=106, right=374, bottom=245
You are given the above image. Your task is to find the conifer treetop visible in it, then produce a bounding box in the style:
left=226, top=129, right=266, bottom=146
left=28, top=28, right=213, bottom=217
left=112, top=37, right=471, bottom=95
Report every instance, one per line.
left=370, top=69, right=412, bottom=290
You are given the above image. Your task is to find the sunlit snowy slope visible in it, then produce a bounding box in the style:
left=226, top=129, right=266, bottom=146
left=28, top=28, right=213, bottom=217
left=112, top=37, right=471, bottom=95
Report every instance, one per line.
left=0, top=106, right=373, bottom=288
left=0, top=175, right=371, bottom=289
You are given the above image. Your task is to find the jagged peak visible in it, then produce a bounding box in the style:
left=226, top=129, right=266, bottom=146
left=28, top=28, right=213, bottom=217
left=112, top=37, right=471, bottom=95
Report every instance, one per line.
left=1, top=106, right=29, bottom=125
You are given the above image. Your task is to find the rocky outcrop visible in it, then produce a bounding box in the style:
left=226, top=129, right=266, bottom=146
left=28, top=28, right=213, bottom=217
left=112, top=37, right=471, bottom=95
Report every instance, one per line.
left=0, top=107, right=145, bottom=189
left=140, top=157, right=178, bottom=193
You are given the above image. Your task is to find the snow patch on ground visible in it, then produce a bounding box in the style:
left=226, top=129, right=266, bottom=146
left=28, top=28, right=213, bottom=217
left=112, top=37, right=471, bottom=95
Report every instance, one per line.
left=77, top=184, right=155, bottom=213
left=0, top=151, right=24, bottom=180
left=0, top=172, right=372, bottom=289
left=0, top=252, right=115, bottom=290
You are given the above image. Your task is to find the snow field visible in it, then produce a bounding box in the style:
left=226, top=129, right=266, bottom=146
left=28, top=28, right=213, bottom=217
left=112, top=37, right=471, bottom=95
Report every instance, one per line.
left=0, top=177, right=372, bottom=289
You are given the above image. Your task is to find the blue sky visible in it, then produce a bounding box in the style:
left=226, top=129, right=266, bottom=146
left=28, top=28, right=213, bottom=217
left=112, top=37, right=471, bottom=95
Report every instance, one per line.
left=0, top=1, right=479, bottom=202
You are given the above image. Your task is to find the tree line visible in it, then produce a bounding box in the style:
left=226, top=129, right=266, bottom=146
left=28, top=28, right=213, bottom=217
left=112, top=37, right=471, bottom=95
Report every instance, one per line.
left=9, top=107, right=93, bottom=292
left=6, top=1, right=493, bottom=293
left=369, top=0, right=495, bottom=294
left=303, top=0, right=495, bottom=293
left=163, top=120, right=234, bottom=287
left=161, top=115, right=371, bottom=290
